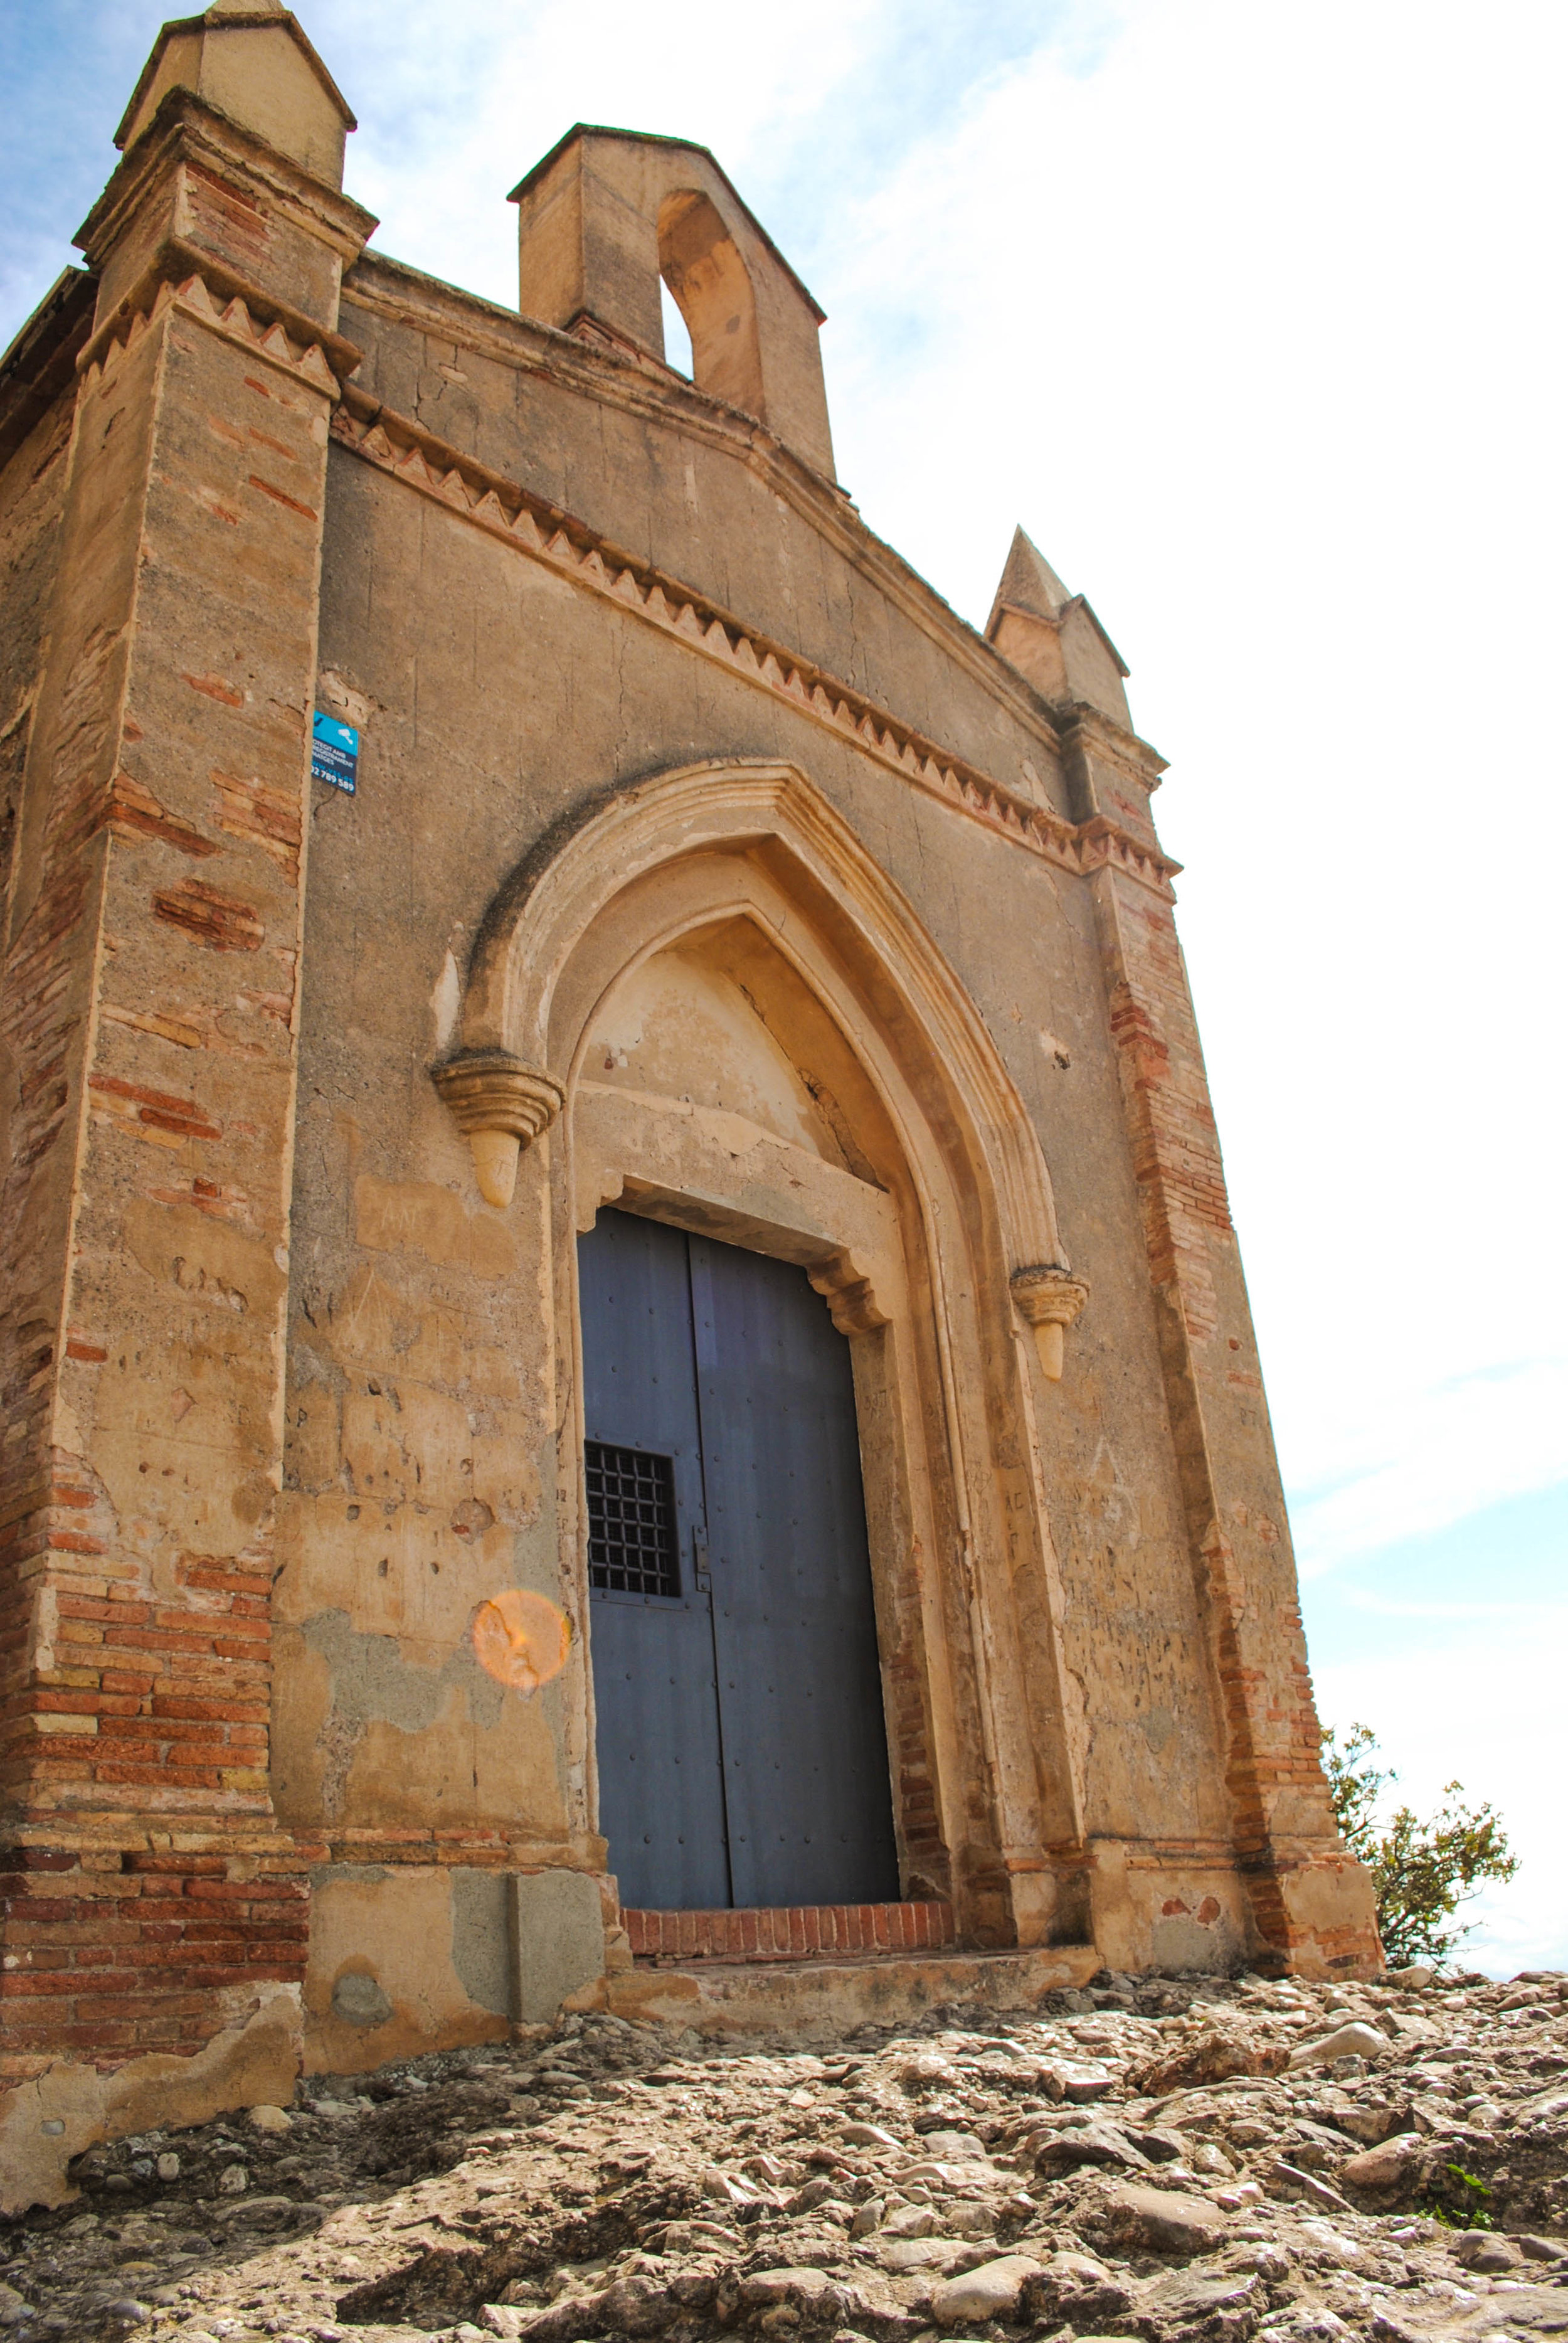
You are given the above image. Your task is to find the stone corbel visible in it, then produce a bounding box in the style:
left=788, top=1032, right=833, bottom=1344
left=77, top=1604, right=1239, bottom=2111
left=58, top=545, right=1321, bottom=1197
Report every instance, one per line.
left=432, top=1049, right=564, bottom=1208
left=1010, top=1264, right=1090, bottom=1381
left=808, top=1249, right=890, bottom=1337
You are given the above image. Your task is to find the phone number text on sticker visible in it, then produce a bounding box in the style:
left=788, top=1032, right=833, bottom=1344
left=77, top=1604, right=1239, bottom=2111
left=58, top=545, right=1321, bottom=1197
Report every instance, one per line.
left=312, top=709, right=359, bottom=794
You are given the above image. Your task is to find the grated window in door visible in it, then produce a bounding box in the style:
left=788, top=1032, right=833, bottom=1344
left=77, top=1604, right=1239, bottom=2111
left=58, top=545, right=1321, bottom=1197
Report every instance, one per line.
left=585, top=1442, right=680, bottom=1597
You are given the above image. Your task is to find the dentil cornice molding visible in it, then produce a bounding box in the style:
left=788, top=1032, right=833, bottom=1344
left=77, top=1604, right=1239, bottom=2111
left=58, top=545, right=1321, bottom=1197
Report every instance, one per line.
left=330, top=393, right=1182, bottom=902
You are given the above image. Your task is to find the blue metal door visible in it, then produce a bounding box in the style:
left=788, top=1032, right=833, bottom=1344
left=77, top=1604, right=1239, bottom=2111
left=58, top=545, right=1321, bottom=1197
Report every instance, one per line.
left=580, top=1209, right=898, bottom=1910
left=578, top=1211, right=729, bottom=1910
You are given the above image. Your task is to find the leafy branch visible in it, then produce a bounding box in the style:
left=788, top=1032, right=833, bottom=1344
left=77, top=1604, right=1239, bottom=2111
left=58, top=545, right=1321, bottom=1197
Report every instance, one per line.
left=1322, top=1722, right=1518, bottom=1968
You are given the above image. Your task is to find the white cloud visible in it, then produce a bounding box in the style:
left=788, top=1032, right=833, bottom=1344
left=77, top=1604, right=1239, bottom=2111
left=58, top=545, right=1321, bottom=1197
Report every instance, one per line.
left=1290, top=1359, right=1568, bottom=1575
left=812, top=0, right=1568, bottom=1587
left=310, top=0, right=902, bottom=312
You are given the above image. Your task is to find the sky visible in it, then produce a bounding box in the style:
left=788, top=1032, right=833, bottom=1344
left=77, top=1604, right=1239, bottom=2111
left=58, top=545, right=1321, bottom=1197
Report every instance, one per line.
left=3, top=0, right=1563, bottom=1972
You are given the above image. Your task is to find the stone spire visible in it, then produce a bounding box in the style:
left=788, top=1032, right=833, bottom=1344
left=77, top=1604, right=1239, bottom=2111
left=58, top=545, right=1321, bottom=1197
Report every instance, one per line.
left=992, top=525, right=1073, bottom=622
left=986, top=525, right=1130, bottom=725
left=114, top=4, right=356, bottom=186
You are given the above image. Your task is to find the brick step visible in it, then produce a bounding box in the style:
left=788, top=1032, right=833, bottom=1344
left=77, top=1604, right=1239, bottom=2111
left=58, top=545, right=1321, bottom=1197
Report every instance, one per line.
left=623, top=1899, right=955, bottom=1964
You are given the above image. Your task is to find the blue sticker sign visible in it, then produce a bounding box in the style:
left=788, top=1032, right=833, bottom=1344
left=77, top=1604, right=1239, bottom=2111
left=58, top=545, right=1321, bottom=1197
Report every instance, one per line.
left=312, top=709, right=359, bottom=794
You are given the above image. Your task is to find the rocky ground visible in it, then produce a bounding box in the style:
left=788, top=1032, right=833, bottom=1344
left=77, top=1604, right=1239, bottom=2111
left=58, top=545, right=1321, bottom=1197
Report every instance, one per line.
left=4, top=1962, right=1567, bottom=2343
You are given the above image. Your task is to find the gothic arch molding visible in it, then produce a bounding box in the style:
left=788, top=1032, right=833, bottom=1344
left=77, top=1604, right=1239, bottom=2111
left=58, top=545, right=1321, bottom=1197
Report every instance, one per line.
left=447, top=760, right=1069, bottom=1275
left=435, top=760, right=1092, bottom=1944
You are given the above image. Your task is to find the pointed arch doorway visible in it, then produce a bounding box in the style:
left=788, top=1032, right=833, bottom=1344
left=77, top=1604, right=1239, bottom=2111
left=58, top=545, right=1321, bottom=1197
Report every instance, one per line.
left=437, top=760, right=1092, bottom=1950
left=579, top=1205, right=899, bottom=1911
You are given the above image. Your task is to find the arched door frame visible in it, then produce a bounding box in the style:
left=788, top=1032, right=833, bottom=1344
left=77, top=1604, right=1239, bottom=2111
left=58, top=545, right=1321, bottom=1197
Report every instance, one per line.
left=437, top=761, right=1091, bottom=1945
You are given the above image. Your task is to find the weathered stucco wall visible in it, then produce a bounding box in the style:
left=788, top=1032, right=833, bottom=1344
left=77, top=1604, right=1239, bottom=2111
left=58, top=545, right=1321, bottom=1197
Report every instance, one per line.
left=337, top=252, right=1074, bottom=826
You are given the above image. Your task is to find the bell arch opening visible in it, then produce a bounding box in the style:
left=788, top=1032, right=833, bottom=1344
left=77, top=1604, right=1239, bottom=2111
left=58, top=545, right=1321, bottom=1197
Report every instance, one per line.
left=657, top=188, right=765, bottom=421
left=443, top=762, right=1093, bottom=1950
left=659, top=276, right=694, bottom=380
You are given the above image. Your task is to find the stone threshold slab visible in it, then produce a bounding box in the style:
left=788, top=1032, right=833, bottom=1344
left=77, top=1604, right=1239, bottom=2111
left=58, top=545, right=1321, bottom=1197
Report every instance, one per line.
left=571, top=1941, right=1102, bottom=2037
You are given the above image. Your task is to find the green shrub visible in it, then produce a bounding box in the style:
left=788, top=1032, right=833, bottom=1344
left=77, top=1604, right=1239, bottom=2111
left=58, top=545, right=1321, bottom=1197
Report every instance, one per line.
left=1321, top=1722, right=1518, bottom=1968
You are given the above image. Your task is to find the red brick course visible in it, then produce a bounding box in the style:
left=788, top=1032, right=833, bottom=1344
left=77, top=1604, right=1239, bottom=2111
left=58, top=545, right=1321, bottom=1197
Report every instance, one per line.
left=1083, top=826, right=1374, bottom=1970
left=0, top=130, right=356, bottom=2087
left=0, top=1843, right=307, bottom=2073
left=623, top=1899, right=955, bottom=1963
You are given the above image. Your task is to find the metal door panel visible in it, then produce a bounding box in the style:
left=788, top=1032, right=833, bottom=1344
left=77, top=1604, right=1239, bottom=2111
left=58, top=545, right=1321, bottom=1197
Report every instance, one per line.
left=579, top=1211, right=729, bottom=1910
left=586, top=1601, right=728, bottom=1907
left=690, top=1236, right=898, bottom=1908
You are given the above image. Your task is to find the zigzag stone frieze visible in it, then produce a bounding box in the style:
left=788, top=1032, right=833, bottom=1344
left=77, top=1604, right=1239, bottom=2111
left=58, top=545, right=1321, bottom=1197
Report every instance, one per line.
left=76, top=242, right=360, bottom=400
left=329, top=393, right=1182, bottom=900
left=65, top=240, right=1177, bottom=898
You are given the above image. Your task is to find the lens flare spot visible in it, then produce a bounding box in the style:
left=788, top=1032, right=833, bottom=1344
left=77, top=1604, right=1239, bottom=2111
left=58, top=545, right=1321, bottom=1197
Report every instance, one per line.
left=473, top=1589, right=571, bottom=1694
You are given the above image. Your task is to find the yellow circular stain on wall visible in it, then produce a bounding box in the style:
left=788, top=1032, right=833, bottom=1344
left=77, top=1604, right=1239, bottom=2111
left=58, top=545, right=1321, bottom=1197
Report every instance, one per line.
left=473, top=1589, right=571, bottom=1693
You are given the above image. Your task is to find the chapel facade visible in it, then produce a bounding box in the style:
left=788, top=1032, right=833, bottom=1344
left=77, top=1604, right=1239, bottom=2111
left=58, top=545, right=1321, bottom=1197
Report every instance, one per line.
left=0, top=4, right=1379, bottom=2206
